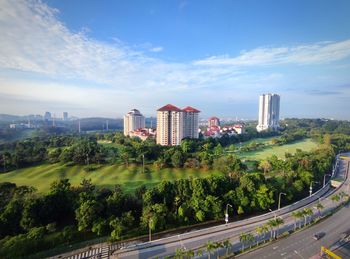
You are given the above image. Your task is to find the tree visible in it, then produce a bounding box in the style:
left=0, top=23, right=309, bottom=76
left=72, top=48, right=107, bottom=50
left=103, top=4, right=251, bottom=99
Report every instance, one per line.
left=109, top=218, right=124, bottom=241
left=267, top=219, right=278, bottom=240
left=292, top=211, right=303, bottom=230
left=75, top=200, right=102, bottom=232
left=223, top=239, right=231, bottom=256
left=331, top=194, right=340, bottom=205
left=171, top=150, right=184, bottom=168
left=246, top=233, right=255, bottom=248
left=239, top=232, right=247, bottom=252
left=303, top=208, right=313, bottom=226
left=206, top=240, right=215, bottom=259
left=275, top=217, right=284, bottom=238
left=316, top=203, right=324, bottom=218
left=255, top=226, right=264, bottom=246
left=258, top=160, right=272, bottom=175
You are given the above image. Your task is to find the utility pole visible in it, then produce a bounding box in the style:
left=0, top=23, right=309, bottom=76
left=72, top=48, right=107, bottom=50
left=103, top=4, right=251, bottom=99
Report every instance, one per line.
left=142, top=154, right=145, bottom=174
left=225, top=204, right=232, bottom=225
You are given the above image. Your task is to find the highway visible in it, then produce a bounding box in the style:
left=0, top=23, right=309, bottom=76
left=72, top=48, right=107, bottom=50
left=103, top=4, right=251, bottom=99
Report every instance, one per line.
left=239, top=201, right=350, bottom=259
left=112, top=153, right=349, bottom=259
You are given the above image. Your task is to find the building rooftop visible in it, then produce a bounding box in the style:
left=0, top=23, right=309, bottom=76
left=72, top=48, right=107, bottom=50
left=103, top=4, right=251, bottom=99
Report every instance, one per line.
left=157, top=104, right=182, bottom=112
left=209, top=116, right=220, bottom=120
left=183, top=106, right=200, bottom=113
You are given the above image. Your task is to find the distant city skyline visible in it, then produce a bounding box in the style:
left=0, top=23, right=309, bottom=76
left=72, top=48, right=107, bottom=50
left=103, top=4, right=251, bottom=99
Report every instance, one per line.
left=1, top=0, right=350, bottom=119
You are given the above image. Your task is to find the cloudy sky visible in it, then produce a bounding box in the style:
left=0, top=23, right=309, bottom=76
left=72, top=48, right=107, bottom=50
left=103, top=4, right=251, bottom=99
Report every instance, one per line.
left=0, top=0, right=350, bottom=119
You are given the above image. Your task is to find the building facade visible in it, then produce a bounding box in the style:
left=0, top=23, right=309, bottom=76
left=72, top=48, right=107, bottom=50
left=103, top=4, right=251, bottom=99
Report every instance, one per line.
left=183, top=106, right=200, bottom=139
left=256, top=93, right=280, bottom=132
left=208, top=117, right=220, bottom=127
left=123, top=109, right=145, bottom=136
left=156, top=104, right=200, bottom=146
left=63, top=112, right=68, bottom=121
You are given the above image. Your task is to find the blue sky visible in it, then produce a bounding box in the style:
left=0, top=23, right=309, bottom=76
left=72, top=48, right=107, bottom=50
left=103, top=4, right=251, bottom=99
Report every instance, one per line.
left=0, top=0, right=350, bottom=119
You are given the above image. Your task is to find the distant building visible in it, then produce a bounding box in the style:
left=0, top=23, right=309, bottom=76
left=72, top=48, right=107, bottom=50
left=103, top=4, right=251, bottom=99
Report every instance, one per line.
left=256, top=93, right=280, bottom=132
left=208, top=116, right=220, bottom=127
left=44, top=111, right=51, bottom=121
left=63, top=112, right=68, bottom=121
left=129, top=128, right=156, bottom=141
left=183, top=106, right=200, bottom=139
left=222, top=124, right=245, bottom=135
left=123, top=109, right=145, bottom=136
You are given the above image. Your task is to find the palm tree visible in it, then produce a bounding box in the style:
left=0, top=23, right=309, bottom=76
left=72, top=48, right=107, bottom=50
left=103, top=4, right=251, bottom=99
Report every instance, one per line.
left=196, top=249, right=203, bottom=258
left=206, top=241, right=215, bottom=259
left=186, top=249, right=194, bottom=259
left=222, top=239, right=232, bottom=256
left=292, top=211, right=302, bottom=230
left=239, top=232, right=248, bottom=252
left=246, top=233, right=255, bottom=249
left=303, top=208, right=313, bottom=225
left=214, top=241, right=223, bottom=257
left=275, top=217, right=284, bottom=238
left=175, top=248, right=185, bottom=259
left=261, top=224, right=269, bottom=243
left=255, top=226, right=264, bottom=246
left=267, top=219, right=278, bottom=240
left=316, top=203, right=324, bottom=218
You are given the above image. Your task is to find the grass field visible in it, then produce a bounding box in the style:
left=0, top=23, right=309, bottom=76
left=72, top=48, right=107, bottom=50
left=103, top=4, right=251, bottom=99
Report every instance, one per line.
left=0, top=163, right=223, bottom=193
left=238, top=138, right=318, bottom=160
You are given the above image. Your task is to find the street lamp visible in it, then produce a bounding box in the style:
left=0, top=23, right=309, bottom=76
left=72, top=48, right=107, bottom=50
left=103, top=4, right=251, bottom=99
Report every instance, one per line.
left=309, top=181, right=319, bottom=197
left=149, top=218, right=153, bottom=242
left=225, top=204, right=232, bottom=225
left=278, top=192, right=286, bottom=210
left=142, top=154, right=145, bottom=174
left=323, top=174, right=331, bottom=187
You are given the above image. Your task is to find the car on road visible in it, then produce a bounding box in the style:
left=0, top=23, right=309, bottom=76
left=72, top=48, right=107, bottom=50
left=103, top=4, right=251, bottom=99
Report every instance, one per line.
left=313, top=232, right=326, bottom=240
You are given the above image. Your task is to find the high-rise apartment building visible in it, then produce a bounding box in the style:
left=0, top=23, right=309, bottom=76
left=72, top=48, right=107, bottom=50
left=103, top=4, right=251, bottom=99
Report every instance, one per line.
left=63, top=112, right=68, bottom=121
left=256, top=93, right=280, bottom=132
left=44, top=111, right=51, bottom=121
left=183, top=106, right=200, bottom=139
left=156, top=104, right=200, bottom=146
left=156, top=104, right=184, bottom=146
left=123, top=109, right=145, bottom=136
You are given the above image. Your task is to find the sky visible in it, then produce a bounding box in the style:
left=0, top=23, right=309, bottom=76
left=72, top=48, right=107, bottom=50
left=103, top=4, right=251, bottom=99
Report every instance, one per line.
left=0, top=0, right=350, bottom=119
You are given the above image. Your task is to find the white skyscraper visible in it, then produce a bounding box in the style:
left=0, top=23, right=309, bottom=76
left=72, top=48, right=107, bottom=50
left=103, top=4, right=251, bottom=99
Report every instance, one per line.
left=123, top=109, right=145, bottom=136
left=256, top=93, right=280, bottom=132
left=183, top=106, right=200, bottom=139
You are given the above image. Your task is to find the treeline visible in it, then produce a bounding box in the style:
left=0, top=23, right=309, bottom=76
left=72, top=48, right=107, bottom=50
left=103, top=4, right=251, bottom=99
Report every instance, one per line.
left=0, top=145, right=335, bottom=257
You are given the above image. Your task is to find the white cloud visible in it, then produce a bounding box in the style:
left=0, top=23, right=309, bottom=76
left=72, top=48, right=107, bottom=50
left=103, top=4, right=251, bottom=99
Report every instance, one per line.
left=0, top=0, right=349, bottom=119
left=194, top=41, right=350, bottom=66
left=149, top=46, right=164, bottom=52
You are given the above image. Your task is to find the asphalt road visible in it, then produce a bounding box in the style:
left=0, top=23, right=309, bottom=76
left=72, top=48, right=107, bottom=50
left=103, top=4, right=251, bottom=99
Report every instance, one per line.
left=112, top=154, right=349, bottom=259
left=239, top=203, right=350, bottom=259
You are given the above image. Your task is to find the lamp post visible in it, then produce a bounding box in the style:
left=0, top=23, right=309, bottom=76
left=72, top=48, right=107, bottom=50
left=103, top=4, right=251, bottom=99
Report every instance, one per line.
left=309, top=181, right=319, bottom=197
left=323, top=174, right=331, bottom=187
left=149, top=218, right=153, bottom=242
left=278, top=192, right=286, bottom=210
left=225, top=204, right=232, bottom=225
left=142, top=154, right=145, bottom=174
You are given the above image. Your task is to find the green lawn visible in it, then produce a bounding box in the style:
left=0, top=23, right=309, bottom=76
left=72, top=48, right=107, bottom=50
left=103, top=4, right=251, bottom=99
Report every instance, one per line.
left=0, top=163, right=223, bottom=194
left=238, top=138, right=318, bottom=160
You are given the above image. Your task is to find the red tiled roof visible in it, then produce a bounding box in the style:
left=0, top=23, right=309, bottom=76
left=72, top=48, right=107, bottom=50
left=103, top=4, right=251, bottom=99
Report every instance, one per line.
left=183, top=106, right=200, bottom=113
left=157, top=104, right=182, bottom=112
left=209, top=116, right=219, bottom=120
